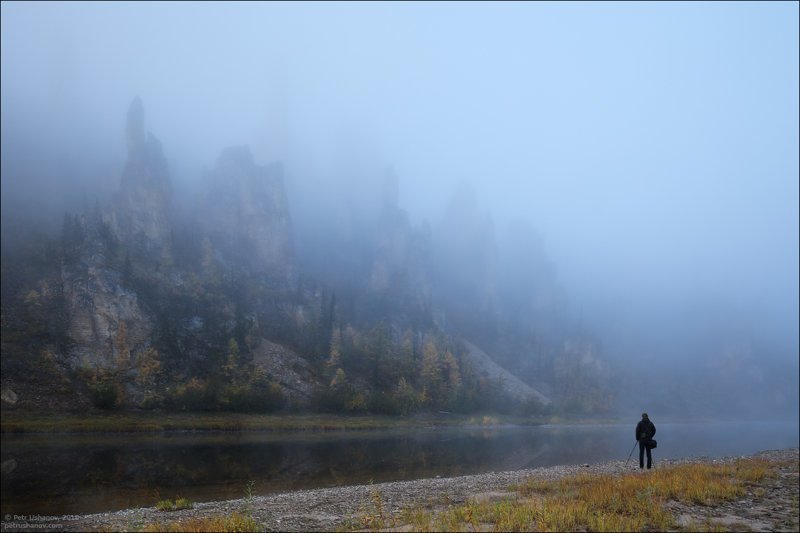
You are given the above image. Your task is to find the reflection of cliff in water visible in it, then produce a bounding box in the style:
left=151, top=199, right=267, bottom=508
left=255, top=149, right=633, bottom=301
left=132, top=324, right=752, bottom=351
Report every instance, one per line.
left=3, top=428, right=556, bottom=515
left=3, top=421, right=798, bottom=516
left=0, top=429, right=526, bottom=514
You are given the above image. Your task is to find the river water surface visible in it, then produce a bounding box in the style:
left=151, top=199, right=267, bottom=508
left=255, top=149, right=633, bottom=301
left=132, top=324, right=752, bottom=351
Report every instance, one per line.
left=1, top=420, right=797, bottom=516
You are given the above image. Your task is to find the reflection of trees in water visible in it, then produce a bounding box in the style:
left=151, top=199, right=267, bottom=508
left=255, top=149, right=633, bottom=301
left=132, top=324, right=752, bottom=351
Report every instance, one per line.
left=6, top=423, right=796, bottom=515
left=0, top=426, right=712, bottom=515
left=6, top=431, right=579, bottom=514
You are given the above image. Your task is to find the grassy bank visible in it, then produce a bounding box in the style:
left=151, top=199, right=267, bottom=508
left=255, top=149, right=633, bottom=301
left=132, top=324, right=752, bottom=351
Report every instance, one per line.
left=0, top=410, right=545, bottom=434
left=364, top=458, right=785, bottom=531
left=132, top=456, right=790, bottom=532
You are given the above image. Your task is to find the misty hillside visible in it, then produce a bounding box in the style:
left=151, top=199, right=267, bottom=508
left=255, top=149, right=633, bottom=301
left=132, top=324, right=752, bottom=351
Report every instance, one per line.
left=0, top=99, right=614, bottom=416
left=2, top=92, right=797, bottom=420
left=2, top=91, right=798, bottom=419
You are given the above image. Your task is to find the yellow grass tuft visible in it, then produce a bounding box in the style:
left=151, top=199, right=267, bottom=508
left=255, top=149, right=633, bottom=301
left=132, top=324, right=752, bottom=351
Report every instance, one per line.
left=141, top=512, right=258, bottom=532
left=155, top=497, right=194, bottom=512
left=381, top=458, right=779, bottom=532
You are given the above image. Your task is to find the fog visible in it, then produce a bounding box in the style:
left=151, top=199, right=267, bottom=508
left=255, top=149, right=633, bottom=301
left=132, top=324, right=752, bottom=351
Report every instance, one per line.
left=2, top=2, right=798, bottom=418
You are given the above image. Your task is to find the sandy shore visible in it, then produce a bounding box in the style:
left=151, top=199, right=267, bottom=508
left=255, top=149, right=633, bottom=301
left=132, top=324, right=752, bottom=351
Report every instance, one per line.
left=6, top=448, right=798, bottom=532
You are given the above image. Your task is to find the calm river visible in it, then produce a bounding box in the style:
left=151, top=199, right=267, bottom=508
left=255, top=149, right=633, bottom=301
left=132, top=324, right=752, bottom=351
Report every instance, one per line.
left=2, top=420, right=797, bottom=516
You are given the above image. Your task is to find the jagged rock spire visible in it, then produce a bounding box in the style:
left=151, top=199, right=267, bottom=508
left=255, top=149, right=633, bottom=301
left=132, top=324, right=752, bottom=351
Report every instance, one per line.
left=126, top=96, right=145, bottom=155
left=111, top=97, right=173, bottom=259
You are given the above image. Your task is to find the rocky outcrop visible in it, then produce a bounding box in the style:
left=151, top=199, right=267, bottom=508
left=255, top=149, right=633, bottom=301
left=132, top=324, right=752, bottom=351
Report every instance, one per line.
left=367, top=171, right=433, bottom=315
left=250, top=338, right=321, bottom=407
left=48, top=101, right=307, bottom=409
left=108, top=97, right=172, bottom=260
left=57, top=99, right=167, bottom=404
left=1, top=386, right=18, bottom=406
left=61, top=258, right=153, bottom=371
left=462, top=339, right=552, bottom=405
left=1, top=98, right=602, bottom=414
left=201, top=146, right=295, bottom=284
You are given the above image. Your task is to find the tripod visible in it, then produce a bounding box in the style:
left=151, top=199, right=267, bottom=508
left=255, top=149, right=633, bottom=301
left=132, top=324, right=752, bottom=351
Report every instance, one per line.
left=625, top=440, right=638, bottom=466
left=627, top=440, right=656, bottom=469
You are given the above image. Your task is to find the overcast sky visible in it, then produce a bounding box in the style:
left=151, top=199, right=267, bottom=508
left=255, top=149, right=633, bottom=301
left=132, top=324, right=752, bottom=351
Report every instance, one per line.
left=2, top=1, right=798, bottom=366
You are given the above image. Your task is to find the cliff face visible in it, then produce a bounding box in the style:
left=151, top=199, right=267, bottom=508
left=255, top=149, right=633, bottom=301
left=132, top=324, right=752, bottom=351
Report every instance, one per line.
left=201, top=146, right=295, bottom=284
left=32, top=98, right=309, bottom=409
left=366, top=172, right=433, bottom=318
left=108, top=97, right=172, bottom=260
left=57, top=99, right=168, bottom=400
left=61, top=250, right=154, bottom=371
left=1, top=98, right=609, bottom=415
left=51, top=213, right=155, bottom=411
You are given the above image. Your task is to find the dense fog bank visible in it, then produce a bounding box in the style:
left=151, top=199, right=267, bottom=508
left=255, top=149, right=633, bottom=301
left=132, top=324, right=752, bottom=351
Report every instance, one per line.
left=2, top=2, right=797, bottom=418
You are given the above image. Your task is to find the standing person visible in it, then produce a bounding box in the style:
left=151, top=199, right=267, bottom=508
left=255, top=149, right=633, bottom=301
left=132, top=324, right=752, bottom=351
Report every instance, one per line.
left=636, top=413, right=656, bottom=469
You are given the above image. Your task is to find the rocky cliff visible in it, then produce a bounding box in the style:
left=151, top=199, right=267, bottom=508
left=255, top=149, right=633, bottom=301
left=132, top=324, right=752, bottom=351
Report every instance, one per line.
left=0, top=98, right=608, bottom=415
left=366, top=171, right=433, bottom=319
left=1, top=98, right=314, bottom=410
left=201, top=145, right=296, bottom=285
left=108, top=97, right=173, bottom=261
left=61, top=226, right=154, bottom=371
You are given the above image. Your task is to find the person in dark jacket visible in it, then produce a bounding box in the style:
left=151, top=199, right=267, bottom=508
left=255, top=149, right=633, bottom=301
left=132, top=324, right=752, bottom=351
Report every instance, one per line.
left=635, top=413, right=656, bottom=469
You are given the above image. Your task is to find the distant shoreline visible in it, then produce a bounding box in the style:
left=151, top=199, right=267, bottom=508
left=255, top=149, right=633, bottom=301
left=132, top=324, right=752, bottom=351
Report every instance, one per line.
left=2, top=409, right=790, bottom=435
left=0, top=411, right=553, bottom=434
left=5, top=448, right=796, bottom=532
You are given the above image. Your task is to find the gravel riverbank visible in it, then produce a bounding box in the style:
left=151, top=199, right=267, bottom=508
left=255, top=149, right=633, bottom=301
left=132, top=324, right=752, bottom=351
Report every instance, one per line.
left=8, top=448, right=797, bottom=532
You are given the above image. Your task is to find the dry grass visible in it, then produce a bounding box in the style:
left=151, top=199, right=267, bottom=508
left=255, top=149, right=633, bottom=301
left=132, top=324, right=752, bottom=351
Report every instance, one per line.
left=155, top=497, right=194, bottom=512
left=354, top=483, right=392, bottom=530
left=141, top=512, right=258, bottom=532
left=389, top=458, right=777, bottom=532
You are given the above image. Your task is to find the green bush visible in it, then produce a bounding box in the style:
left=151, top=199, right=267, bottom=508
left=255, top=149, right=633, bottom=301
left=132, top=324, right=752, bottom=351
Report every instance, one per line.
left=138, top=390, right=162, bottom=410
left=312, top=384, right=367, bottom=413
left=223, top=378, right=285, bottom=413
left=394, top=377, right=418, bottom=415
left=90, top=380, right=119, bottom=410
left=166, top=378, right=217, bottom=411
left=368, top=391, right=400, bottom=415
left=312, top=387, right=349, bottom=412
